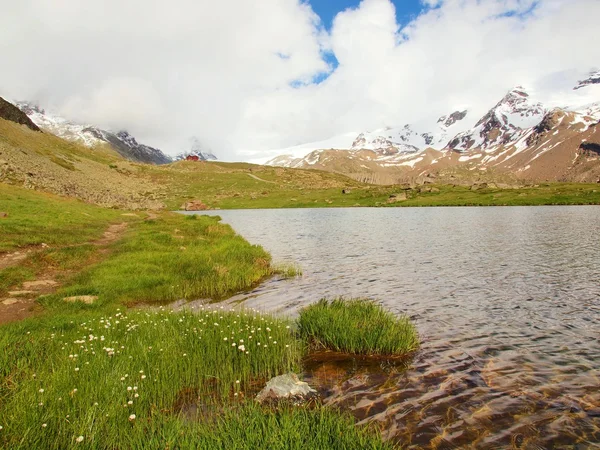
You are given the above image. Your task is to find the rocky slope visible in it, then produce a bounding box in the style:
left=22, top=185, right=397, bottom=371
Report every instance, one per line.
left=0, top=97, right=41, bottom=132
left=0, top=117, right=165, bottom=209
left=267, top=72, right=600, bottom=184
left=15, top=102, right=171, bottom=165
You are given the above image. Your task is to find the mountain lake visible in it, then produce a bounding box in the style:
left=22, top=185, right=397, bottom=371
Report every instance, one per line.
left=180, top=206, right=600, bottom=448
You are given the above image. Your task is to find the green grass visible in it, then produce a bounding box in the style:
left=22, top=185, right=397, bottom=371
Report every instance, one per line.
left=298, top=299, right=419, bottom=356
left=396, top=183, right=600, bottom=207
left=38, top=214, right=275, bottom=309
left=0, top=184, right=123, bottom=252
left=0, top=266, right=35, bottom=295
left=0, top=185, right=403, bottom=449
left=140, top=161, right=391, bottom=210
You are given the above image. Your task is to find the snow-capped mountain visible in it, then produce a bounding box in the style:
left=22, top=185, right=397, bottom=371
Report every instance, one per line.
left=447, top=87, right=545, bottom=151
left=351, top=109, right=470, bottom=154
left=175, top=137, right=218, bottom=161
left=266, top=110, right=470, bottom=167
left=574, top=70, right=600, bottom=90
left=266, top=71, right=600, bottom=183
left=15, top=102, right=172, bottom=165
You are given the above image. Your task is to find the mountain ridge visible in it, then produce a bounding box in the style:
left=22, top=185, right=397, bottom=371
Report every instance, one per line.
left=14, top=101, right=172, bottom=165
left=266, top=72, right=600, bottom=183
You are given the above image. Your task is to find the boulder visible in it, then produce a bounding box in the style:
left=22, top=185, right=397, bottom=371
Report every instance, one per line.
left=256, top=373, right=317, bottom=404
left=470, top=183, right=488, bottom=191
left=180, top=200, right=209, bottom=211
left=387, top=192, right=407, bottom=203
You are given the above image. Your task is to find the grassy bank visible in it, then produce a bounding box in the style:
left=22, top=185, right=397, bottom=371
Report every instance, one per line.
left=0, top=187, right=397, bottom=449
left=40, top=214, right=275, bottom=309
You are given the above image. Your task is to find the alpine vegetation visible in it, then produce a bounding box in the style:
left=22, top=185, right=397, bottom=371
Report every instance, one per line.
left=298, top=298, right=419, bottom=356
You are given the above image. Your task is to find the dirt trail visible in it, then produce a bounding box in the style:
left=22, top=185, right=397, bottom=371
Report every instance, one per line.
left=247, top=173, right=276, bottom=184
left=0, top=222, right=129, bottom=325
left=0, top=250, right=30, bottom=270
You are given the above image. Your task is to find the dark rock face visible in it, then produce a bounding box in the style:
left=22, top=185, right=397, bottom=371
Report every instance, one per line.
left=526, top=111, right=559, bottom=147
left=438, top=110, right=468, bottom=127
left=574, top=70, right=600, bottom=90
left=579, top=142, right=600, bottom=156
left=0, top=97, right=41, bottom=132
left=421, top=133, right=434, bottom=146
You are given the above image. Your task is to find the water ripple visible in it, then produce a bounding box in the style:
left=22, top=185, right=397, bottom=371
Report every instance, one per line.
left=184, top=206, right=600, bottom=447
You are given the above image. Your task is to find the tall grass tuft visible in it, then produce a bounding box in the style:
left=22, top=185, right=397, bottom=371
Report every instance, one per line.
left=0, top=307, right=392, bottom=449
left=298, top=298, right=419, bottom=356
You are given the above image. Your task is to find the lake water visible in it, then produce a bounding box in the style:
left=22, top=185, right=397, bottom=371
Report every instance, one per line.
left=182, top=206, right=600, bottom=448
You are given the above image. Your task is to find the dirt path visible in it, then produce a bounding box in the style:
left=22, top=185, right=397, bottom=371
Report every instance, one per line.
left=247, top=173, right=276, bottom=184
left=0, top=222, right=129, bottom=325
left=0, top=249, right=30, bottom=270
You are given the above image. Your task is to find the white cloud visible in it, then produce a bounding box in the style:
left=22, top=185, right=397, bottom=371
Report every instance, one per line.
left=1, top=0, right=599, bottom=160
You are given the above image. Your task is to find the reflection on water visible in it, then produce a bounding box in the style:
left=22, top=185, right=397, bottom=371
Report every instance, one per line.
left=182, top=207, right=600, bottom=448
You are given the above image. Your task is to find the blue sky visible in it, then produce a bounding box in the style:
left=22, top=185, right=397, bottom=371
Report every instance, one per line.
left=308, top=0, right=427, bottom=30
left=306, top=0, right=429, bottom=83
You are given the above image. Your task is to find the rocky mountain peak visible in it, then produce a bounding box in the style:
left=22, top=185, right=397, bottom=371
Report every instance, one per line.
left=438, top=110, right=468, bottom=128
left=14, top=101, right=45, bottom=116
left=574, top=70, right=600, bottom=90
left=448, top=87, right=545, bottom=151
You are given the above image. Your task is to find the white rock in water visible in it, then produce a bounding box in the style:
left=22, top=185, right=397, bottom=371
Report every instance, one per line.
left=256, top=373, right=317, bottom=403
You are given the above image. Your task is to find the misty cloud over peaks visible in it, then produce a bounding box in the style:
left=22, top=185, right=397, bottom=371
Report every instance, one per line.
left=1, top=0, right=599, bottom=160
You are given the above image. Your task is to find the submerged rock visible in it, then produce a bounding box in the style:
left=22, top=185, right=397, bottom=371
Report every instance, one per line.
left=256, top=373, right=318, bottom=404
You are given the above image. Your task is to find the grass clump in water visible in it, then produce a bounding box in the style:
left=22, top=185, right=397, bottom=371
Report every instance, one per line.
left=272, top=262, right=303, bottom=279
left=298, top=298, right=419, bottom=356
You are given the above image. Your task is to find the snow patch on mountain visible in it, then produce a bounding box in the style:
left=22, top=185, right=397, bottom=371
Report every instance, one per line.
left=15, top=101, right=172, bottom=164
left=16, top=102, right=105, bottom=147
left=265, top=110, right=471, bottom=167
left=447, top=87, right=546, bottom=152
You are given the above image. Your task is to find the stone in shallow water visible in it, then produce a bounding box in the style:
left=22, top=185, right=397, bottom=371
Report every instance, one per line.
left=256, top=373, right=317, bottom=404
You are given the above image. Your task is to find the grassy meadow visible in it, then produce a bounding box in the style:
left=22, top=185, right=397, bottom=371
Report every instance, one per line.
left=396, top=182, right=600, bottom=207
left=0, top=186, right=401, bottom=449
left=0, top=183, right=123, bottom=252
left=141, top=160, right=600, bottom=210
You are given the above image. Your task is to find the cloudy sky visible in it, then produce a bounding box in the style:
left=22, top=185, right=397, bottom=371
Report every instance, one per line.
left=1, top=0, right=599, bottom=160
